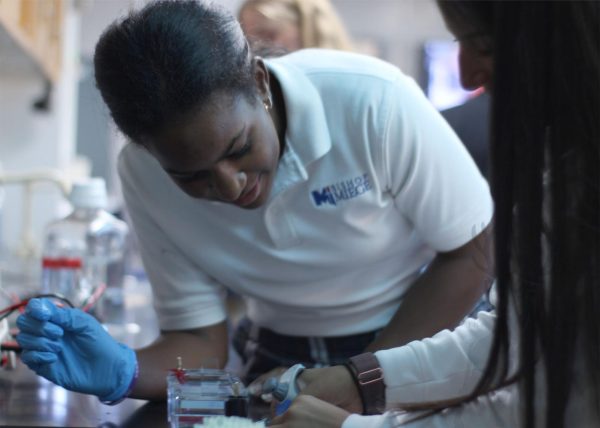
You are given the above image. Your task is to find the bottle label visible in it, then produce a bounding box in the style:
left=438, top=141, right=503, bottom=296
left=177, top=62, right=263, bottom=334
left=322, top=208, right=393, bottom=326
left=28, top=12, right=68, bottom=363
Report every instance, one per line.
left=42, top=257, right=83, bottom=269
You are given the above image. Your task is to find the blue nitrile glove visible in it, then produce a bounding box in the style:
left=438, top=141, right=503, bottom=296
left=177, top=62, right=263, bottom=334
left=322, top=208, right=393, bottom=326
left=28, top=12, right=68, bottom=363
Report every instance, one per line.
left=15, top=298, right=137, bottom=402
left=275, top=399, right=293, bottom=416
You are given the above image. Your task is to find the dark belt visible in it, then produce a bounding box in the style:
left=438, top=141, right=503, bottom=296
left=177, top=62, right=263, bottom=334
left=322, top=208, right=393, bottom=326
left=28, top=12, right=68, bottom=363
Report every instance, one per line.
left=254, top=324, right=381, bottom=356
left=233, top=317, right=382, bottom=369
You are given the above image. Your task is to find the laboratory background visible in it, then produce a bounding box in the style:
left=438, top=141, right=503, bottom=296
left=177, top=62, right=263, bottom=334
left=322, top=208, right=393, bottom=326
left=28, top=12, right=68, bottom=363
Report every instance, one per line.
left=0, top=0, right=488, bottom=426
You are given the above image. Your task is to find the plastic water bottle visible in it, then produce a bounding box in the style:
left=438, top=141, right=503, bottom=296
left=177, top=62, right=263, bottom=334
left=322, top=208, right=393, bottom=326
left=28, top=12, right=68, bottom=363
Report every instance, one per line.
left=41, top=178, right=129, bottom=320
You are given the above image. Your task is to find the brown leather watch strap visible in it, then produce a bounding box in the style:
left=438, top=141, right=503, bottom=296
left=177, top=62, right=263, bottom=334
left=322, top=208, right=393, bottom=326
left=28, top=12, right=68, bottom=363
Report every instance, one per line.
left=345, top=352, right=385, bottom=415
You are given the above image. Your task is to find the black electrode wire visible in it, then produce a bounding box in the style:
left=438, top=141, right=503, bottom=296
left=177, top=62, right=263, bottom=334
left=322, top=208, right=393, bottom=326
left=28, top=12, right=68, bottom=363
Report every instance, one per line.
left=0, top=293, right=75, bottom=322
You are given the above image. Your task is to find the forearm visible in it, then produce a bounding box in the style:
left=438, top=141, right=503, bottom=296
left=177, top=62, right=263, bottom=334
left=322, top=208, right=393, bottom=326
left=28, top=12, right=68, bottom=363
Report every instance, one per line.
left=367, top=228, right=493, bottom=351
left=130, top=321, right=228, bottom=401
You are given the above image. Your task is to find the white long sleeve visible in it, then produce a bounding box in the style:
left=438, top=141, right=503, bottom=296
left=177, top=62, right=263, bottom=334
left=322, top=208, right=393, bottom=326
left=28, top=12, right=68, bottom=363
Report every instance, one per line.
left=377, top=311, right=495, bottom=405
left=341, top=296, right=595, bottom=427
left=341, top=311, right=519, bottom=428
left=343, top=385, right=520, bottom=428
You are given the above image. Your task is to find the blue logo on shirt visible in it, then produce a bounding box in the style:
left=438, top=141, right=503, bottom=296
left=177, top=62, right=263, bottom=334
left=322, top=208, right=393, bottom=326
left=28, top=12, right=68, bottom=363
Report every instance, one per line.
left=311, top=173, right=373, bottom=206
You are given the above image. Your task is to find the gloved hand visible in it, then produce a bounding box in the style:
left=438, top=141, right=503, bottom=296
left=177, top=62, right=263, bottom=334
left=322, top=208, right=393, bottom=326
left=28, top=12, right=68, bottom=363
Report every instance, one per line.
left=16, top=298, right=137, bottom=402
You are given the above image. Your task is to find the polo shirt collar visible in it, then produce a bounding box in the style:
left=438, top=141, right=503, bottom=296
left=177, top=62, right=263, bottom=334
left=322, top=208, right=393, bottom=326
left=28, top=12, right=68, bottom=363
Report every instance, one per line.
left=266, top=56, right=332, bottom=168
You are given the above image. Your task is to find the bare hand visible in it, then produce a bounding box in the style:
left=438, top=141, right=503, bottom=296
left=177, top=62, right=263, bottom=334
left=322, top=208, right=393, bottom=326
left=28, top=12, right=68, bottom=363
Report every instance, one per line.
left=297, top=366, right=363, bottom=414
left=248, top=366, right=289, bottom=399
left=268, top=395, right=350, bottom=428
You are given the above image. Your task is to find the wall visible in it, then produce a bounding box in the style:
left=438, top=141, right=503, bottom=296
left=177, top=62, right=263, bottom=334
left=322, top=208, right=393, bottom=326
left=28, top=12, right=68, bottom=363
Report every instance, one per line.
left=0, top=1, right=81, bottom=271
left=227, top=0, right=453, bottom=84
left=77, top=0, right=452, bottom=90
left=332, top=0, right=451, bottom=85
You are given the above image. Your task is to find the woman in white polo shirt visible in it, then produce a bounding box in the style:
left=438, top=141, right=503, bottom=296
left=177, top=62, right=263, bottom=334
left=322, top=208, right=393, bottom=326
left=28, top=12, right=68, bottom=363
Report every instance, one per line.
left=15, top=0, right=492, bottom=402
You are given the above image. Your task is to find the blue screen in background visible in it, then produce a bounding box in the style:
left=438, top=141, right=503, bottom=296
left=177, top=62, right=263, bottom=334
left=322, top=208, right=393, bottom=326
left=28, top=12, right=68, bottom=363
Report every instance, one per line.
left=423, top=40, right=481, bottom=111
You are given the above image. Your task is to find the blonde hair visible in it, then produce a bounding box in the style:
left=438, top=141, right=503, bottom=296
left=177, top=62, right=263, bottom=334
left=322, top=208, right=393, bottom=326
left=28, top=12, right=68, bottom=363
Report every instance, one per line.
left=239, top=0, right=354, bottom=51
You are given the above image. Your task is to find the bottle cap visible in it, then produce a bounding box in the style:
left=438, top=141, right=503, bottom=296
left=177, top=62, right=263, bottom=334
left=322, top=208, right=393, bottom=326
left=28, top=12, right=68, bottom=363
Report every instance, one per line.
left=69, top=178, right=107, bottom=209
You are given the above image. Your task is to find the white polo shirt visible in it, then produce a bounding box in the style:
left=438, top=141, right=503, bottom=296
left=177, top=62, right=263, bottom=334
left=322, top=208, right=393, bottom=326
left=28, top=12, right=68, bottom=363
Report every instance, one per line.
left=118, top=49, right=493, bottom=336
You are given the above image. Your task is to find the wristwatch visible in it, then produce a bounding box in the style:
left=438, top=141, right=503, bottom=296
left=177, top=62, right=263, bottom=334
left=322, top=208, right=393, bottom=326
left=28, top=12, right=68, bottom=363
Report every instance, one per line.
left=345, top=352, right=385, bottom=415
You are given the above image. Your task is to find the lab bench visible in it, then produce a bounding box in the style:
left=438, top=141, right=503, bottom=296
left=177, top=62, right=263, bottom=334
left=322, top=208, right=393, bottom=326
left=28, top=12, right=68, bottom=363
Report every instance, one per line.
left=0, top=352, right=267, bottom=427
left=0, top=278, right=267, bottom=427
left=0, top=364, right=162, bottom=427
left=0, top=277, right=169, bottom=427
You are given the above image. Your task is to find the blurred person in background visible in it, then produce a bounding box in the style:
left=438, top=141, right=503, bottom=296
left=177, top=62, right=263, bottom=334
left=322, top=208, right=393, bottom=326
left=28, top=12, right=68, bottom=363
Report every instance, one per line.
left=238, top=0, right=354, bottom=53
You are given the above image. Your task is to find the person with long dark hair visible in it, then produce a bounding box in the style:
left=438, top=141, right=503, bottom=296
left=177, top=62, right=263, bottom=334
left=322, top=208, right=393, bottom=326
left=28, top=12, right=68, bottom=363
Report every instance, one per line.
left=266, top=1, right=600, bottom=427
left=14, top=0, right=492, bottom=403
